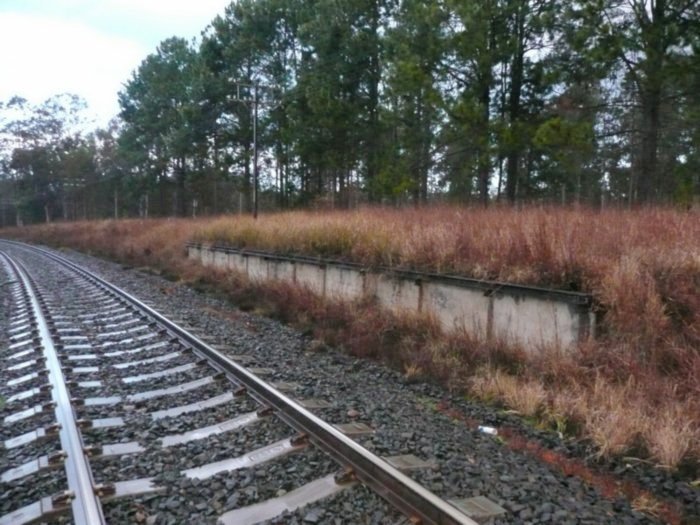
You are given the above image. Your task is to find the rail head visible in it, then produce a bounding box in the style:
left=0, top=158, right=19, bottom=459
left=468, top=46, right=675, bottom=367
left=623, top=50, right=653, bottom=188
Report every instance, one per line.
left=0, top=250, right=106, bottom=525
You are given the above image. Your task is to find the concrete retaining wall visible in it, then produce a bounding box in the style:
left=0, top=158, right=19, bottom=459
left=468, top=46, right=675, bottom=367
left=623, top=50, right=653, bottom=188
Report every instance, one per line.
left=187, top=244, right=595, bottom=350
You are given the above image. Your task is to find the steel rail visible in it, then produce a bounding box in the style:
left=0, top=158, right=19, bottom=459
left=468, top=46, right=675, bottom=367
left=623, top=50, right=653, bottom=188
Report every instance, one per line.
left=2, top=240, right=479, bottom=525
left=0, top=250, right=106, bottom=525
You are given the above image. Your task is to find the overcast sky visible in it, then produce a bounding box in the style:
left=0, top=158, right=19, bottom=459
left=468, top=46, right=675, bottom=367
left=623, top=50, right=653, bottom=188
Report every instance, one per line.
left=0, top=0, right=231, bottom=127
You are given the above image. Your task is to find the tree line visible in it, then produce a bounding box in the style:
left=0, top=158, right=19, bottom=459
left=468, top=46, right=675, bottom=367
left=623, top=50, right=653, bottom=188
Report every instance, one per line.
left=1, top=0, right=699, bottom=223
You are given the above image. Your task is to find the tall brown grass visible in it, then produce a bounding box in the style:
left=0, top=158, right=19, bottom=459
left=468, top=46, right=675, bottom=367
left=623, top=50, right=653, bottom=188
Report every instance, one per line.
left=2, top=206, right=698, bottom=473
left=194, top=206, right=700, bottom=347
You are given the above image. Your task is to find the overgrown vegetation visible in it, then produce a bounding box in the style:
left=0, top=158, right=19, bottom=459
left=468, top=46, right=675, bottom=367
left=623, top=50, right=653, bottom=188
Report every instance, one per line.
left=2, top=206, right=698, bottom=476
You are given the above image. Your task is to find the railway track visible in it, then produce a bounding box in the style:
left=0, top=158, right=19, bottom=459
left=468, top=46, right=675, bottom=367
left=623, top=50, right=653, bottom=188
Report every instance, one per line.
left=0, top=241, right=486, bottom=525
left=2, top=241, right=684, bottom=525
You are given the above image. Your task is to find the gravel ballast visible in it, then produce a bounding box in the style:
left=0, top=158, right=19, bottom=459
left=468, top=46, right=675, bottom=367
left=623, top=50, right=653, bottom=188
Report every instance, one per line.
left=1, top=242, right=697, bottom=524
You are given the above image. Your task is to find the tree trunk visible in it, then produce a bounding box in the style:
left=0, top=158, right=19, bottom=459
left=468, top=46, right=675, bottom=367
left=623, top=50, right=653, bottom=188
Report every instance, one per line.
left=505, top=2, right=526, bottom=204
left=418, top=92, right=430, bottom=203
left=243, top=142, right=252, bottom=213
left=158, top=173, right=166, bottom=217
left=638, top=93, right=661, bottom=203
left=175, top=157, right=186, bottom=217
left=635, top=0, right=666, bottom=203
left=478, top=5, right=496, bottom=207
left=478, top=80, right=491, bottom=207
left=365, top=0, right=381, bottom=201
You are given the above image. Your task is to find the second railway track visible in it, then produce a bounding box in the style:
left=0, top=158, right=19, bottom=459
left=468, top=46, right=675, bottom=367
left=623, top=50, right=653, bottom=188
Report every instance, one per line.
left=0, top=241, right=677, bottom=525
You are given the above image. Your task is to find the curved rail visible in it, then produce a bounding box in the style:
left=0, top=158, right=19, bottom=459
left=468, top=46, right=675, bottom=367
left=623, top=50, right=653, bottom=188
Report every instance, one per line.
left=0, top=251, right=106, bottom=525
left=1, top=240, right=478, bottom=525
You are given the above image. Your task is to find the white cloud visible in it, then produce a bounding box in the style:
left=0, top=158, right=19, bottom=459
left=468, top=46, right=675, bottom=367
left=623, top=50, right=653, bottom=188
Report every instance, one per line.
left=0, top=12, right=146, bottom=126
left=0, top=1, right=231, bottom=127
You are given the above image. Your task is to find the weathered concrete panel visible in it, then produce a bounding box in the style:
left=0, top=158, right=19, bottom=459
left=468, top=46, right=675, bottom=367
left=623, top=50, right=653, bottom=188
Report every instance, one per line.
left=375, top=274, right=421, bottom=313
left=422, top=282, right=490, bottom=337
left=269, top=260, right=295, bottom=282
left=295, top=262, right=325, bottom=295
left=227, top=253, right=247, bottom=273
left=214, top=250, right=228, bottom=268
left=247, top=256, right=269, bottom=282
left=187, top=245, right=592, bottom=350
left=491, top=294, right=577, bottom=349
left=198, top=247, right=214, bottom=266
left=325, top=266, right=365, bottom=300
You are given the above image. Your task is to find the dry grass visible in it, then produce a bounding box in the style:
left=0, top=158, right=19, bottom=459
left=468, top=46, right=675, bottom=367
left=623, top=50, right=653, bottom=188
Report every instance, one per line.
left=470, top=369, right=547, bottom=418
left=645, top=404, right=698, bottom=470
left=192, top=206, right=698, bottom=280
left=582, top=377, right=650, bottom=458
left=631, top=493, right=670, bottom=521
left=194, top=205, right=700, bottom=351
left=1, top=206, right=699, bottom=474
